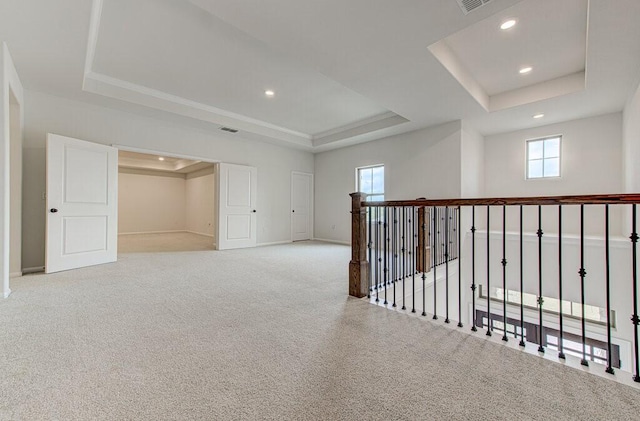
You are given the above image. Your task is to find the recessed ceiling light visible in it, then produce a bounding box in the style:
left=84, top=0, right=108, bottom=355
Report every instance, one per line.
left=265, top=90, right=275, bottom=97
left=519, top=67, right=532, bottom=74
left=533, top=113, right=545, bottom=119
left=500, top=19, right=517, bottom=30
left=158, top=157, right=165, bottom=161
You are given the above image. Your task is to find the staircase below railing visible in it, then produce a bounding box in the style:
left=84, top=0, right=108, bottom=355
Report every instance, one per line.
left=349, top=192, right=640, bottom=383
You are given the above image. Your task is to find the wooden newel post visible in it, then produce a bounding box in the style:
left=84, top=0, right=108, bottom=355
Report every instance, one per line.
left=349, top=192, right=369, bottom=297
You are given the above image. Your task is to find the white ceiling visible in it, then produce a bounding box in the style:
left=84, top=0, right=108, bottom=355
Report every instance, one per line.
left=1, top=0, right=640, bottom=151
left=444, top=0, right=587, bottom=96
left=118, top=150, right=214, bottom=174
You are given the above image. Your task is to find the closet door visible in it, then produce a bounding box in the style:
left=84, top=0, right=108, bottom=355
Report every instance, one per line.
left=217, top=163, right=257, bottom=250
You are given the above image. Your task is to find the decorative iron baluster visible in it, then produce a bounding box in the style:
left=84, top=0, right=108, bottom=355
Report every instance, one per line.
left=605, top=205, right=614, bottom=374
left=537, top=205, right=544, bottom=353
left=579, top=204, right=588, bottom=366
left=458, top=206, right=463, bottom=328
left=393, top=207, right=397, bottom=308
left=384, top=207, right=388, bottom=305
left=502, top=205, right=508, bottom=342
left=412, top=206, right=416, bottom=313
left=402, top=207, right=407, bottom=310
left=367, top=203, right=372, bottom=299
left=631, top=204, right=640, bottom=382
left=375, top=206, right=380, bottom=303
left=519, top=205, right=525, bottom=347
left=445, top=206, right=450, bottom=324
left=558, top=206, right=565, bottom=359
left=422, top=207, right=428, bottom=317
left=471, top=206, right=477, bottom=332
left=487, top=205, right=491, bottom=336
left=432, top=206, right=438, bottom=319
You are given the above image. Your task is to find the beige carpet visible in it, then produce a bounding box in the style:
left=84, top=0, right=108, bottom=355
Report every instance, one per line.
left=118, top=232, right=215, bottom=253
left=1, top=242, right=639, bottom=420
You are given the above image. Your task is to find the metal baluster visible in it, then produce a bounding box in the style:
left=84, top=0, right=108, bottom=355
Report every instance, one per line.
left=501, top=205, right=508, bottom=342
left=558, top=206, right=565, bottom=359
left=471, top=206, right=477, bottom=332
left=384, top=207, right=388, bottom=305
left=375, top=206, right=380, bottom=303
left=445, top=206, right=450, bottom=324
left=605, top=205, right=614, bottom=374
left=412, top=206, right=416, bottom=313
left=487, top=205, right=491, bottom=336
left=367, top=204, right=372, bottom=299
left=631, top=204, right=639, bottom=382
left=402, top=207, right=406, bottom=310
left=458, top=206, right=463, bottom=328
left=422, top=207, right=428, bottom=317
left=579, top=205, right=588, bottom=366
left=432, top=207, right=438, bottom=319
left=519, top=205, right=525, bottom=347
left=537, top=205, right=544, bottom=353
left=393, top=207, right=397, bottom=308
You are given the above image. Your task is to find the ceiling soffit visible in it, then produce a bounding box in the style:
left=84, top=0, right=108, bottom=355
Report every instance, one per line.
left=428, top=0, right=588, bottom=112
left=83, top=0, right=409, bottom=151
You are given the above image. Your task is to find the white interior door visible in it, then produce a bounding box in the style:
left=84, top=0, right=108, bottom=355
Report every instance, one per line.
left=217, top=163, right=257, bottom=250
left=291, top=172, right=312, bottom=241
left=46, top=134, right=118, bottom=273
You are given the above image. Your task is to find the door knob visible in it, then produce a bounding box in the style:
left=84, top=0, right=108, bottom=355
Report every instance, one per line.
left=252, top=210, right=257, bottom=213
left=292, top=210, right=295, bottom=213
left=50, top=208, right=58, bottom=213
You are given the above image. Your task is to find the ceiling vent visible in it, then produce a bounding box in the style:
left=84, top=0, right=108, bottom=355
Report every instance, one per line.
left=456, top=0, right=493, bottom=15
left=220, top=127, right=239, bottom=133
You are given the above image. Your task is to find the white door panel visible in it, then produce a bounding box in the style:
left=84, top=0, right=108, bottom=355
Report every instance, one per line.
left=46, top=134, right=118, bottom=273
left=291, top=172, right=312, bottom=241
left=217, top=163, right=257, bottom=249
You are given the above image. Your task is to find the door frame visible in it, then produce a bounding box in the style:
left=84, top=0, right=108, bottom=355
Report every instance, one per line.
left=1, top=43, right=24, bottom=298
left=112, top=144, right=220, bottom=248
left=290, top=171, right=314, bottom=242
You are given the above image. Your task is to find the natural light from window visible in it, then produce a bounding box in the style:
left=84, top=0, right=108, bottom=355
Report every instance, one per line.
left=357, top=165, right=384, bottom=201
left=527, top=136, right=561, bottom=179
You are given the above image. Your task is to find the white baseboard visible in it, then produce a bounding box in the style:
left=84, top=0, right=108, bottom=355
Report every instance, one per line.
left=22, top=266, right=45, bottom=274
left=3, top=289, right=11, bottom=299
left=185, top=231, right=215, bottom=238
left=9, top=272, right=22, bottom=278
left=119, top=230, right=186, bottom=236
left=257, top=240, right=293, bottom=247
left=313, top=238, right=351, bottom=246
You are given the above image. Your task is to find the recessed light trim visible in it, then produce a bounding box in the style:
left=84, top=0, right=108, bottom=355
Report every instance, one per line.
left=500, top=19, right=517, bottom=30
left=533, top=113, right=545, bottom=119
left=519, top=67, right=532, bottom=74
left=265, top=90, right=275, bottom=97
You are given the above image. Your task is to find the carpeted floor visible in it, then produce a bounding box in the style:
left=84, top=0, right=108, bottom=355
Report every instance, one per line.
left=1, top=241, right=639, bottom=420
left=118, top=232, right=216, bottom=253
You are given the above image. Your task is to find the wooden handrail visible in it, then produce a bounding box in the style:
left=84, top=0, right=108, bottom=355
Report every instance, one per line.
left=361, top=193, right=640, bottom=207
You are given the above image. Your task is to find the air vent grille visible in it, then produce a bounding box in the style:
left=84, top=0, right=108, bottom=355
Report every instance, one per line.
left=456, top=0, right=493, bottom=15
left=220, top=127, right=239, bottom=133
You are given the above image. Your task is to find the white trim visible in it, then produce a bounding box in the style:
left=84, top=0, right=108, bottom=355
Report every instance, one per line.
left=313, top=238, right=351, bottom=246
left=257, top=240, right=292, bottom=247
left=22, top=266, right=45, bottom=274
left=83, top=0, right=104, bottom=79
left=185, top=231, right=215, bottom=238
left=3, top=288, right=10, bottom=298
left=9, top=271, right=21, bottom=278
left=118, top=230, right=186, bottom=236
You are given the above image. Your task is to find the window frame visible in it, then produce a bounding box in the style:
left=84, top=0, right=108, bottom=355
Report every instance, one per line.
left=525, top=135, right=562, bottom=180
left=356, top=164, right=385, bottom=202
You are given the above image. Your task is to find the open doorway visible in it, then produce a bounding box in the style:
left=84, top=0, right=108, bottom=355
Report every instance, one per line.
left=117, top=150, right=217, bottom=253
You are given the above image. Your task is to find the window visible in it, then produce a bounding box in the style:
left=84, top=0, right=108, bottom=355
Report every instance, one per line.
left=357, top=165, right=384, bottom=201
left=527, top=136, right=561, bottom=179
